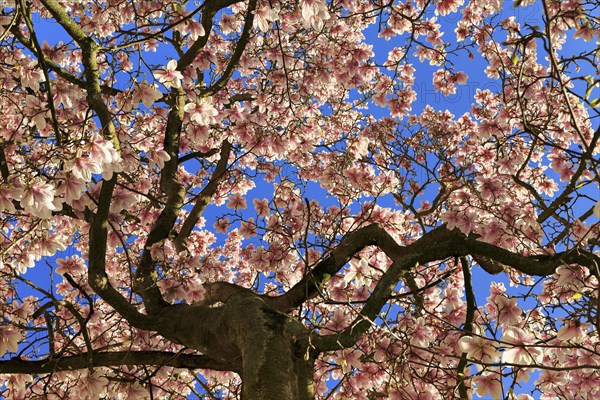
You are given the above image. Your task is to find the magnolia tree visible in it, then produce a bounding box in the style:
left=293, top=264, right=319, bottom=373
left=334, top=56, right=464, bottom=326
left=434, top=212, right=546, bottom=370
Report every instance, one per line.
left=0, top=0, right=599, bottom=398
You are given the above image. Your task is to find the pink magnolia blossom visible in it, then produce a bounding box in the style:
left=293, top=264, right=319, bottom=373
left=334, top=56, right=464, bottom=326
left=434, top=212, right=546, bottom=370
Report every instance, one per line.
left=441, top=209, right=477, bottom=235
left=123, top=383, right=150, bottom=400
left=0, top=184, right=18, bottom=213
left=213, top=218, right=230, bottom=234
left=300, top=0, right=330, bottom=30
left=90, top=137, right=118, bottom=165
left=183, top=18, right=206, bottom=40
left=0, top=328, right=22, bottom=356
left=55, top=255, right=86, bottom=275
left=501, top=327, right=543, bottom=365
left=60, top=173, right=87, bottom=202
left=153, top=59, right=183, bottom=89
left=184, top=100, right=219, bottom=125
left=20, top=61, right=45, bottom=91
left=472, top=370, right=502, bottom=399
left=557, top=319, right=588, bottom=344
left=20, top=179, right=57, bottom=219
left=148, top=148, right=171, bottom=169
left=227, top=193, right=247, bottom=210
left=24, top=95, right=48, bottom=131
left=253, top=198, right=270, bottom=218
left=458, top=334, right=501, bottom=363
left=133, top=81, right=163, bottom=108
left=573, top=24, right=598, bottom=42
left=240, top=218, right=257, bottom=238
left=77, top=372, right=109, bottom=399
left=495, top=295, right=522, bottom=326
left=254, top=5, right=279, bottom=33
left=159, top=278, right=187, bottom=303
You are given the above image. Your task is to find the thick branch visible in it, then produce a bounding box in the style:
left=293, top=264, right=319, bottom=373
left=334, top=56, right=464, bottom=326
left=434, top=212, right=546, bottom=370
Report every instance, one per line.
left=0, top=351, right=236, bottom=374
left=304, top=225, right=599, bottom=352
left=38, top=0, right=89, bottom=44
left=198, top=281, right=256, bottom=306
left=178, top=148, right=220, bottom=163
left=174, top=140, right=231, bottom=252
left=457, top=257, right=475, bottom=398
left=89, top=178, right=154, bottom=329
left=178, top=0, right=245, bottom=68
left=0, top=146, right=9, bottom=181
left=312, top=228, right=460, bottom=352
left=269, top=224, right=453, bottom=312
left=133, top=88, right=186, bottom=313
left=39, top=0, right=155, bottom=329
left=465, top=238, right=600, bottom=276
left=538, top=126, right=600, bottom=223
left=200, top=0, right=257, bottom=96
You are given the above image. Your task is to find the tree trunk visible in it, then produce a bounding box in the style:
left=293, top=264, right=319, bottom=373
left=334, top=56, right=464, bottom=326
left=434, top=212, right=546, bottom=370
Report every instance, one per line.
left=223, top=292, right=315, bottom=400
left=156, top=292, right=316, bottom=399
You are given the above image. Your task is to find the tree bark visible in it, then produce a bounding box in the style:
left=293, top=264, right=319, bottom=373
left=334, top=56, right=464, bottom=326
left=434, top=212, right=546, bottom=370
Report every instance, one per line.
left=155, top=292, right=315, bottom=399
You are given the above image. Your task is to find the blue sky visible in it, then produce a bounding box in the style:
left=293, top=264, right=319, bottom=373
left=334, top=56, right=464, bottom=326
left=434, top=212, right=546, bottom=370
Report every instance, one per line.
left=5, top=0, right=599, bottom=398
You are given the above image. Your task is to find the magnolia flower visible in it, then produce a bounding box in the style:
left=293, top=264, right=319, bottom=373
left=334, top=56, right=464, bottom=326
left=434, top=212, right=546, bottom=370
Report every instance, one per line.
left=77, top=372, right=109, bottom=399
left=24, top=95, right=47, bottom=131
left=90, top=137, right=117, bottom=165
left=133, top=81, right=163, bottom=108
left=20, top=61, right=46, bottom=91
left=458, top=335, right=501, bottom=363
left=253, top=198, right=270, bottom=218
left=557, top=319, right=588, bottom=344
left=149, top=148, right=171, bottom=169
left=55, top=255, right=86, bottom=276
left=472, top=370, right=502, bottom=399
left=184, top=100, right=218, bottom=125
left=0, top=184, right=18, bottom=213
left=153, top=59, right=183, bottom=89
left=183, top=19, right=206, bottom=40
left=300, top=0, right=329, bottom=30
left=574, top=24, right=598, bottom=42
left=501, top=327, right=543, bottom=365
left=240, top=218, right=257, bottom=238
left=213, top=218, right=230, bottom=234
left=158, top=278, right=187, bottom=303
left=227, top=193, right=247, bottom=210
left=124, top=383, right=150, bottom=400
left=69, top=153, right=103, bottom=182
left=20, top=179, right=57, bottom=219
left=254, top=6, right=279, bottom=32
left=60, top=173, right=87, bottom=202
left=0, top=328, right=22, bottom=356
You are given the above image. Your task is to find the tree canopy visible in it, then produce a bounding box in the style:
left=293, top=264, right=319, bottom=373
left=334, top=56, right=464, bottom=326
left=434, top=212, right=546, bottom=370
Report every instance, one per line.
left=0, top=0, right=599, bottom=398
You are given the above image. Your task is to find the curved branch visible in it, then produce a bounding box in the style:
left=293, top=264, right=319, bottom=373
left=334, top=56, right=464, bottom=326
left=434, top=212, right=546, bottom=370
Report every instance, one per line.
left=268, top=224, right=455, bottom=312
left=538, top=126, right=600, bottom=223
left=179, top=0, right=246, bottom=69
left=311, top=228, right=460, bottom=352
left=174, top=140, right=231, bottom=252
left=178, top=148, right=220, bottom=163
left=39, top=0, right=156, bottom=329
left=0, top=351, right=238, bottom=374
left=457, top=256, right=476, bottom=398
left=465, top=237, right=600, bottom=277
left=200, top=0, right=258, bottom=96
left=300, top=225, right=599, bottom=353
left=133, top=86, right=186, bottom=313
